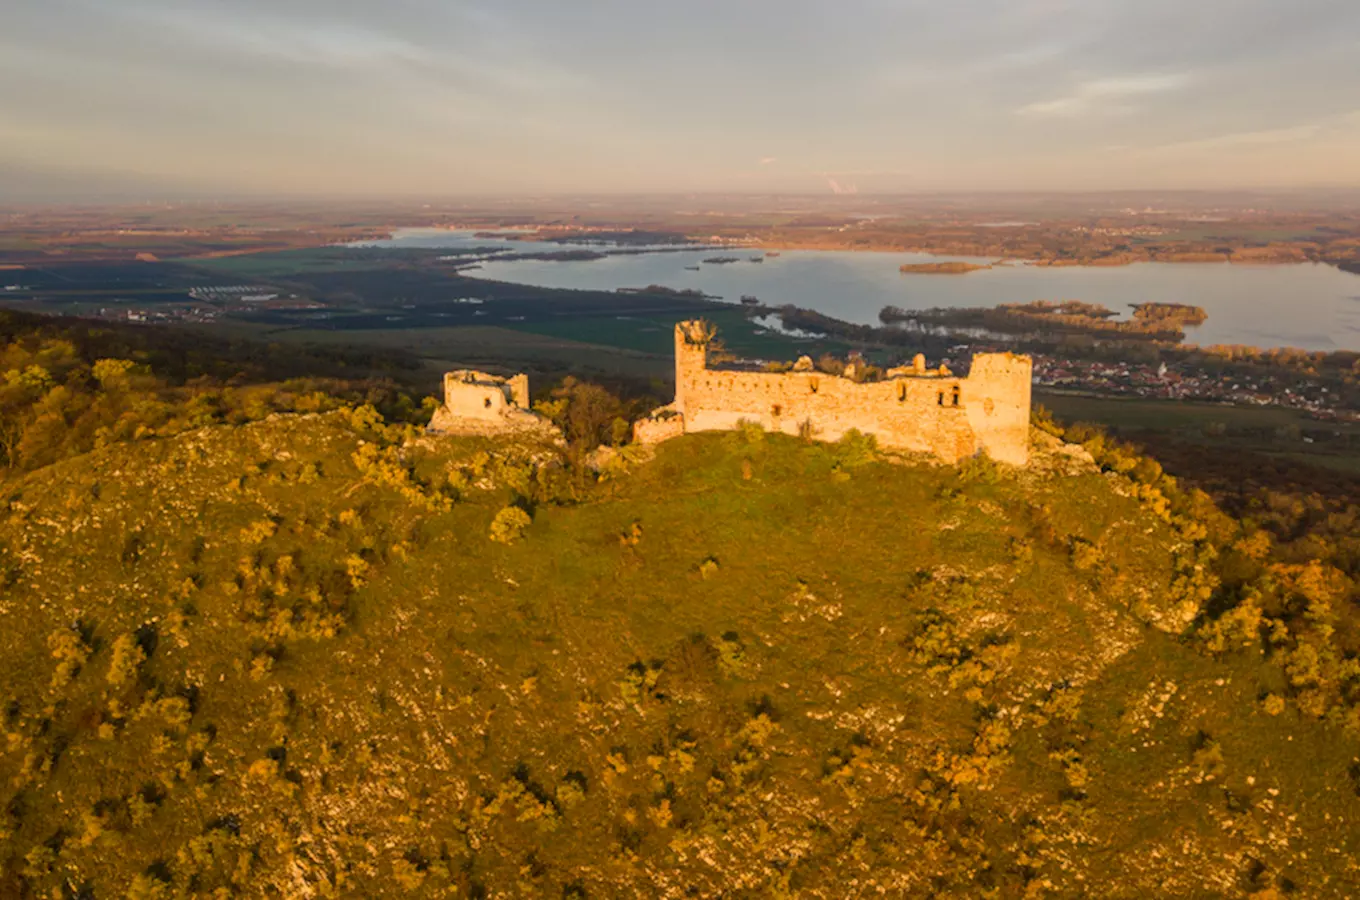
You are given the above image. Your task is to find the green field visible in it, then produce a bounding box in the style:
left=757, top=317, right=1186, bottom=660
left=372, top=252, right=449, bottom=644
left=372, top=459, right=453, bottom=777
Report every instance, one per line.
left=256, top=323, right=672, bottom=381
left=1155, top=227, right=1324, bottom=243
left=1038, top=391, right=1360, bottom=475
left=502, top=306, right=845, bottom=360
left=175, top=248, right=410, bottom=279
left=1039, top=392, right=1321, bottom=431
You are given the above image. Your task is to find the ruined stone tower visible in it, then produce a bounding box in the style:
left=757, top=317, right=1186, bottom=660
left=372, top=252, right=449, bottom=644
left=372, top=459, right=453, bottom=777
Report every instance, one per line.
left=634, top=321, right=1033, bottom=465
left=428, top=370, right=549, bottom=436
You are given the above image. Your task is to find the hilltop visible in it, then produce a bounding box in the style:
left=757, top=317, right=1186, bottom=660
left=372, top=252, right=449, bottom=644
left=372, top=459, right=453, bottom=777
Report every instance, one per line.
left=3, top=408, right=1359, bottom=897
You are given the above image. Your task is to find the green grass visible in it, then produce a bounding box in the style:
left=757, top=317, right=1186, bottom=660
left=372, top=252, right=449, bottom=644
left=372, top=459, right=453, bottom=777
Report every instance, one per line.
left=174, top=248, right=402, bottom=279
left=1039, top=391, right=1360, bottom=475
left=239, top=310, right=849, bottom=384
left=1154, top=224, right=1336, bottom=243
left=2, top=416, right=1358, bottom=895
left=252, top=324, right=674, bottom=380
left=503, top=306, right=848, bottom=361
left=1038, top=392, right=1317, bottom=431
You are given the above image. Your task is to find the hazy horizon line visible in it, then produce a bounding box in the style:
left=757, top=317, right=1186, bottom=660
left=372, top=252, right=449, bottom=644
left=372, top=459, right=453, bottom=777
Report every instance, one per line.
left=6, top=185, right=1360, bottom=207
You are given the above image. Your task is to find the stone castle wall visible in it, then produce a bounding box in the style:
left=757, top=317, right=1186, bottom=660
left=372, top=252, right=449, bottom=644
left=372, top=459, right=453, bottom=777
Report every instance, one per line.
left=429, top=370, right=547, bottom=435
left=637, top=321, right=1032, bottom=465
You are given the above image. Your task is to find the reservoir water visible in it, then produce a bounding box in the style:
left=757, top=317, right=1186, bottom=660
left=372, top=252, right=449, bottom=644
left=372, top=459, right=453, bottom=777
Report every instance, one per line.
left=361, top=229, right=1360, bottom=352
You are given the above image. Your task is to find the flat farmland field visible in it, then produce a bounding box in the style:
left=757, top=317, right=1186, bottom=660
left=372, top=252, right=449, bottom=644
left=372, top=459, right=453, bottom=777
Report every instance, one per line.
left=178, top=248, right=414, bottom=279
left=1038, top=391, right=1360, bottom=477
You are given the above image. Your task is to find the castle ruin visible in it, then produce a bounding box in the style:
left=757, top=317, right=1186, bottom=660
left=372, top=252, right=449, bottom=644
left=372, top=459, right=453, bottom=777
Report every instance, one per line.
left=634, top=321, right=1033, bottom=465
left=428, top=370, right=552, bottom=436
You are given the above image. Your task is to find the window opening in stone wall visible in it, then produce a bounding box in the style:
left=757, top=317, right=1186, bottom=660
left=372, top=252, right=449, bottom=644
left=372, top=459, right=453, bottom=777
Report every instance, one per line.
left=771, top=404, right=783, bottom=417
left=951, top=386, right=961, bottom=407
left=484, top=397, right=492, bottom=408
left=898, top=383, right=907, bottom=402
left=809, top=378, right=818, bottom=394
left=937, top=391, right=944, bottom=406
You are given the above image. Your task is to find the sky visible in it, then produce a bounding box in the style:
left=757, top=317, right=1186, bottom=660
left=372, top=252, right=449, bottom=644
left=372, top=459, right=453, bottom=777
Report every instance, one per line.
left=2, top=0, right=1359, bottom=199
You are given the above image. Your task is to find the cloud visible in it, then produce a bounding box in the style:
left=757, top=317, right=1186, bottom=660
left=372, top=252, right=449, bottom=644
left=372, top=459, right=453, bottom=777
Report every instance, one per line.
left=102, top=3, right=430, bottom=69
left=1016, top=73, right=1189, bottom=117
left=3, top=0, right=1360, bottom=195
left=1151, top=124, right=1322, bottom=153
left=1135, top=111, right=1360, bottom=155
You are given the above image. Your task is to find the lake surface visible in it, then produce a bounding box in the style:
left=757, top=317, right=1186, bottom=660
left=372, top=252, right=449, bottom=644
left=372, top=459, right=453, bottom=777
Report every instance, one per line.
left=360, top=229, right=1360, bottom=351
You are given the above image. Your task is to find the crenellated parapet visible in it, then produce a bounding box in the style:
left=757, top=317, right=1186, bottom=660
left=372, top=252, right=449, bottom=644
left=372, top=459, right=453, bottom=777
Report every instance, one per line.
left=635, top=321, right=1032, bottom=465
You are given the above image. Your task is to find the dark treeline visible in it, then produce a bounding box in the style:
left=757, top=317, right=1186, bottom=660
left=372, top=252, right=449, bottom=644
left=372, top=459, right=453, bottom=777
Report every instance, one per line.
left=0, top=309, right=422, bottom=386
left=880, top=302, right=1202, bottom=342
left=0, top=310, right=666, bottom=477
left=1131, top=302, right=1208, bottom=325
left=0, top=310, right=429, bottom=473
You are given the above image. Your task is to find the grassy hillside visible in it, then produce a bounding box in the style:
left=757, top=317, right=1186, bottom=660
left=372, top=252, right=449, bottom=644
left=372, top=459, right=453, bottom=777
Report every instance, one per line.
left=3, top=412, right=1359, bottom=897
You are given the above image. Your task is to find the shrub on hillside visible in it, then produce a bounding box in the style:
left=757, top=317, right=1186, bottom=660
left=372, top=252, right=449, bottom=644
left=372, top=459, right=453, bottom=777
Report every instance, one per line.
left=490, top=506, right=532, bottom=544
left=534, top=377, right=633, bottom=452
left=834, top=429, right=879, bottom=468
left=106, top=633, right=146, bottom=688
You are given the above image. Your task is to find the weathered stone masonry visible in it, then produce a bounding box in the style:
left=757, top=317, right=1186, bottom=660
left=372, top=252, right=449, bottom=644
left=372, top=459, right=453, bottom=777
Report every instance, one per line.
left=635, top=321, right=1032, bottom=465
left=428, top=369, right=549, bottom=435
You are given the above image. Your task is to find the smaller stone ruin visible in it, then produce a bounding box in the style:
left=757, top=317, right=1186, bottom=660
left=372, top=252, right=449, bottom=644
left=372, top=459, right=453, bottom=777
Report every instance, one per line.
left=428, top=370, right=554, bottom=436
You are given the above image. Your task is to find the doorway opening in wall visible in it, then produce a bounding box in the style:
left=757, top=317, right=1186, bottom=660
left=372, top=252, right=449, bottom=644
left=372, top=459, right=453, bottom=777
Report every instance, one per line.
left=771, top=404, right=783, bottom=417
left=951, top=386, right=961, bottom=407
left=484, top=398, right=492, bottom=408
